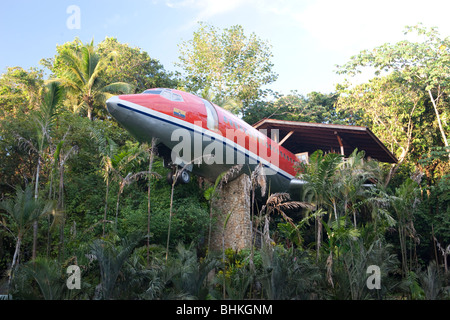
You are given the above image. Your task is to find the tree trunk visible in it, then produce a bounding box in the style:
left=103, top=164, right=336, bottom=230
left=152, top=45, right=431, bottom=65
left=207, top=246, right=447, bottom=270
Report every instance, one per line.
left=11, top=236, right=21, bottom=272
left=147, top=140, right=155, bottom=266
left=115, top=187, right=123, bottom=231
left=103, top=177, right=109, bottom=236
left=207, top=202, right=213, bottom=254
left=316, top=217, right=322, bottom=262
left=58, top=161, right=65, bottom=261
left=399, top=225, right=408, bottom=276
left=87, top=108, right=92, bottom=121
left=32, top=158, right=41, bottom=261
left=428, top=90, right=449, bottom=158
left=85, top=96, right=93, bottom=121
left=47, top=167, right=54, bottom=258
left=444, top=249, right=448, bottom=275
left=166, top=175, right=176, bottom=261
left=250, top=187, right=255, bottom=272
left=8, top=235, right=22, bottom=289
left=432, top=224, right=440, bottom=271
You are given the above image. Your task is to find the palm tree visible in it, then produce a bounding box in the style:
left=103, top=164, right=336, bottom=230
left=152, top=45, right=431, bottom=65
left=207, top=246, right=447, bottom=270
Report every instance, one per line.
left=260, top=192, right=314, bottom=248
left=336, top=149, right=381, bottom=227
left=260, top=245, right=320, bottom=300
left=418, top=262, right=444, bottom=300
left=145, top=139, right=157, bottom=266
left=16, top=81, right=63, bottom=260
left=34, top=82, right=64, bottom=259
left=113, top=170, right=159, bottom=232
left=58, top=39, right=134, bottom=120
left=391, top=178, right=420, bottom=276
left=108, top=141, right=161, bottom=233
left=90, top=127, right=118, bottom=236
left=300, top=150, right=342, bottom=261
left=90, top=234, right=142, bottom=300
left=53, top=135, right=79, bottom=261
left=165, top=154, right=210, bottom=261
left=0, top=185, right=53, bottom=289
left=19, top=257, right=67, bottom=300
left=171, top=242, right=220, bottom=298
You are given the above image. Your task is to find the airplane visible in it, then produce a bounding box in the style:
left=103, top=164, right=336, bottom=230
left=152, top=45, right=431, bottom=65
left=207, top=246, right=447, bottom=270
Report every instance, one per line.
left=106, top=88, right=306, bottom=195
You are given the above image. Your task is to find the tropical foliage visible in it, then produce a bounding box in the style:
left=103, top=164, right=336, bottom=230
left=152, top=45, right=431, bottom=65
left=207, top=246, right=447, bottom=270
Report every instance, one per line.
left=0, top=23, right=448, bottom=300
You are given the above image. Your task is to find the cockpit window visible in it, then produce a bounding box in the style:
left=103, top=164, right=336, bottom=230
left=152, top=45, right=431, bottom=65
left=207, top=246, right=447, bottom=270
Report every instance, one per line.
left=143, top=89, right=184, bottom=102
left=143, top=89, right=163, bottom=94
left=160, top=89, right=172, bottom=100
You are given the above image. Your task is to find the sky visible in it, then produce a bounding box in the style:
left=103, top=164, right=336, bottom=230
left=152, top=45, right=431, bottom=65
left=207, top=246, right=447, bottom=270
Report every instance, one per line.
left=2, top=0, right=450, bottom=96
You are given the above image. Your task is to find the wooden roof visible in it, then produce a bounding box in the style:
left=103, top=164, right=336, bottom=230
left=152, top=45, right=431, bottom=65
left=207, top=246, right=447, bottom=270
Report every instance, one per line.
left=252, top=118, right=397, bottom=163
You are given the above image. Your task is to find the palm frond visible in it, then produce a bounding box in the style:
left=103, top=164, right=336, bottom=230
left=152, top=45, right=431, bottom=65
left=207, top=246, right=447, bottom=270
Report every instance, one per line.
left=36, top=81, right=63, bottom=131
left=14, top=134, right=38, bottom=155
left=81, top=45, right=93, bottom=82
left=87, top=54, right=104, bottom=90
left=90, top=126, right=118, bottom=157
left=21, top=257, right=66, bottom=300
left=0, top=185, right=53, bottom=231
left=219, top=164, right=243, bottom=186
left=101, top=82, right=135, bottom=94
left=59, top=49, right=86, bottom=86
left=90, top=234, right=143, bottom=299
left=121, top=170, right=161, bottom=189
left=263, top=192, right=314, bottom=231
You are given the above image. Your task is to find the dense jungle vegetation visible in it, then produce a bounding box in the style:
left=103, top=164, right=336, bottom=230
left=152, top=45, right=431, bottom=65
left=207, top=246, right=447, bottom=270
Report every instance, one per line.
left=0, top=23, right=448, bottom=300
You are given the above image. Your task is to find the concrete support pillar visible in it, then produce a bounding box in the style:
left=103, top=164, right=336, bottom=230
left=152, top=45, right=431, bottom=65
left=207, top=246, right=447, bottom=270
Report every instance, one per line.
left=209, top=174, right=252, bottom=252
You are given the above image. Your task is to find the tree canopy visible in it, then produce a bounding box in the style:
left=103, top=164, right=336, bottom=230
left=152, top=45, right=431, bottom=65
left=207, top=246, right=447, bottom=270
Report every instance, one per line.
left=337, top=24, right=450, bottom=151
left=97, top=37, right=178, bottom=93
left=177, top=22, right=278, bottom=114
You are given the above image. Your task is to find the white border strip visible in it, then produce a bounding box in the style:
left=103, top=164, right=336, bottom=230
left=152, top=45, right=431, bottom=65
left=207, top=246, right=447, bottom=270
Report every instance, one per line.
left=112, top=97, right=295, bottom=180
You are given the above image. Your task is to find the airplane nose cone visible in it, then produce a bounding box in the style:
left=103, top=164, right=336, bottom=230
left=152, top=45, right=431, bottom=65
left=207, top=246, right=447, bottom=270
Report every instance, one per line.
left=106, top=95, right=133, bottom=127
left=105, top=95, right=151, bottom=142
left=106, top=96, right=120, bottom=116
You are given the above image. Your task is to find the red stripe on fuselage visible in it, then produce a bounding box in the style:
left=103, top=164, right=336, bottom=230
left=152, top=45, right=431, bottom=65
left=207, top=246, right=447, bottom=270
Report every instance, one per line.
left=119, top=90, right=298, bottom=177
